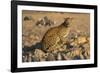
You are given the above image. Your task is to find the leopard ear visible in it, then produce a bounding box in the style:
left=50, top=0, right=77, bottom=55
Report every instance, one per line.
left=64, top=17, right=73, bottom=21
left=64, top=17, right=74, bottom=21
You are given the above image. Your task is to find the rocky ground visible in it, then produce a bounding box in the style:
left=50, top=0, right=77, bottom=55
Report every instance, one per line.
left=22, top=10, right=90, bottom=62
left=22, top=31, right=90, bottom=62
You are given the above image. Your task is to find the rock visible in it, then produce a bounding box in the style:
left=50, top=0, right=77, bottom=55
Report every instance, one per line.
left=57, top=53, right=62, bottom=60
left=70, top=40, right=78, bottom=47
left=61, top=53, right=71, bottom=60
left=77, top=36, right=87, bottom=44
left=46, top=53, right=56, bottom=61
left=66, top=52, right=71, bottom=57
left=72, top=48, right=81, bottom=56
left=22, top=55, right=28, bottom=62
left=33, top=49, right=46, bottom=61
left=24, top=16, right=32, bottom=21
left=28, top=52, right=32, bottom=62
left=79, top=54, right=84, bottom=59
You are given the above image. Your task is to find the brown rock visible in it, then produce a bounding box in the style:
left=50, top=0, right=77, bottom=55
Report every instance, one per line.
left=33, top=49, right=46, bottom=61
left=57, top=53, right=62, bottom=60
left=46, top=53, right=56, bottom=61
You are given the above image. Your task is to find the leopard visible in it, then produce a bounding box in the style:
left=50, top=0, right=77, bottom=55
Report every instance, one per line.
left=41, top=17, right=73, bottom=52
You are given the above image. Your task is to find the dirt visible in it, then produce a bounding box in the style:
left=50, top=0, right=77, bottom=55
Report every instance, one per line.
left=22, top=10, right=90, bottom=62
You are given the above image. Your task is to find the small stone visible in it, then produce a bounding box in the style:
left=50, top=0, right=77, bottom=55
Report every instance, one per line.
left=22, top=55, right=28, bottom=62
left=57, top=53, right=62, bottom=60
left=46, top=53, right=56, bottom=61
left=62, top=53, right=71, bottom=60
left=33, top=49, right=46, bottom=61
left=28, top=52, right=32, bottom=62
left=77, top=36, right=87, bottom=44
